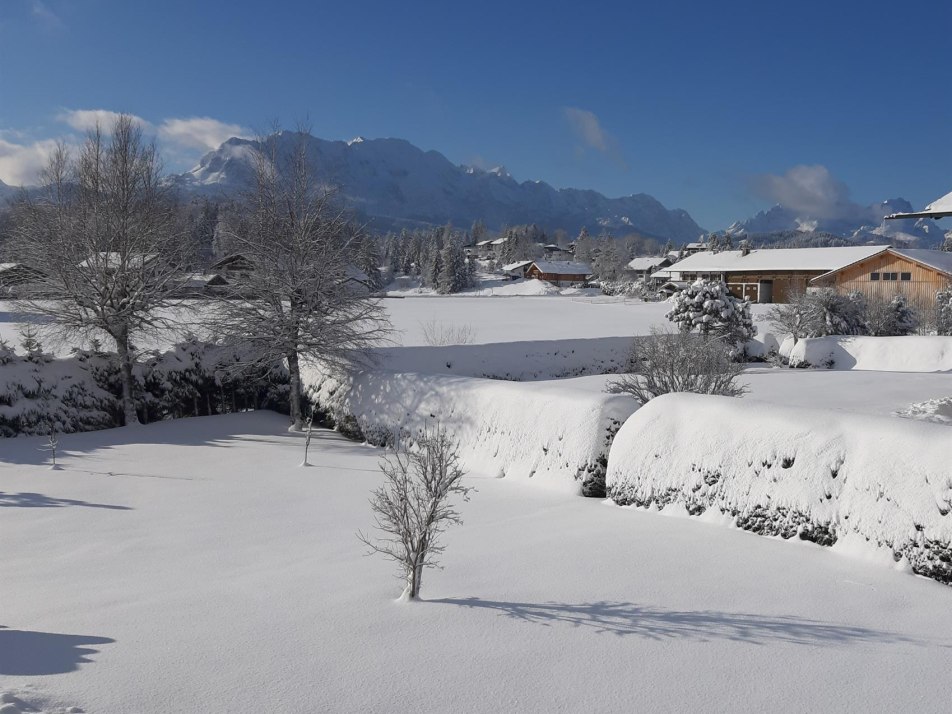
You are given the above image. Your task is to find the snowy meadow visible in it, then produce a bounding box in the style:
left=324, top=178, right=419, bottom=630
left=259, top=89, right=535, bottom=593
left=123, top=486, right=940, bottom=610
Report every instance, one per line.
left=3, top=290, right=952, bottom=712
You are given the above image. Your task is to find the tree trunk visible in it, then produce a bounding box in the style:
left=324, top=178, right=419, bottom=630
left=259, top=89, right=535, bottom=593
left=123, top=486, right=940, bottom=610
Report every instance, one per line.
left=114, top=329, right=140, bottom=426
left=287, top=350, right=304, bottom=430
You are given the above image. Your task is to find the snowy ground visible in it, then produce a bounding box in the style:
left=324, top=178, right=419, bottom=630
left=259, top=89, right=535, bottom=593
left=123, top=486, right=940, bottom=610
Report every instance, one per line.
left=3, top=414, right=952, bottom=713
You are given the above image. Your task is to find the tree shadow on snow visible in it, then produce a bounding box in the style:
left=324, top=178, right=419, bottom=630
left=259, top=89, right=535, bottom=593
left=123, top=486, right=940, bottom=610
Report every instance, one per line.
left=0, top=626, right=115, bottom=675
left=0, top=491, right=132, bottom=510
left=430, top=598, right=922, bottom=647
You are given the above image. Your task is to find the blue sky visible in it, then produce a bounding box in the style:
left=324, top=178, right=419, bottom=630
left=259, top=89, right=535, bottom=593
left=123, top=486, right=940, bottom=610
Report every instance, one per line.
left=0, top=0, right=949, bottom=229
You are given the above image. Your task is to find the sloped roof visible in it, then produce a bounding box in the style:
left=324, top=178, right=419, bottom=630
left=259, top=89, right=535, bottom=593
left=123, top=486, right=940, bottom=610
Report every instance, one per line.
left=886, top=190, right=952, bottom=220
left=811, top=247, right=952, bottom=282
left=627, top=256, right=670, bottom=272
left=530, top=260, right=592, bottom=275
left=667, top=246, right=889, bottom=273
left=502, top=260, right=533, bottom=272
left=892, top=248, right=952, bottom=276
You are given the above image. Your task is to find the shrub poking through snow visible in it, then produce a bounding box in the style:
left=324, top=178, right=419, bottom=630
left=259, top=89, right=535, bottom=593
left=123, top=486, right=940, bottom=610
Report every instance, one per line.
left=865, top=294, right=919, bottom=336
left=609, top=328, right=746, bottom=405
left=666, top=279, right=755, bottom=350
left=359, top=424, right=473, bottom=601
left=936, top=287, right=952, bottom=336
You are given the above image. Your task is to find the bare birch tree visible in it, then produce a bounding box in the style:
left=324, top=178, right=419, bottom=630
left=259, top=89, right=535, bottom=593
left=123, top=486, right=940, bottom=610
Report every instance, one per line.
left=359, top=425, right=472, bottom=601
left=210, top=130, right=391, bottom=430
left=11, top=115, right=191, bottom=424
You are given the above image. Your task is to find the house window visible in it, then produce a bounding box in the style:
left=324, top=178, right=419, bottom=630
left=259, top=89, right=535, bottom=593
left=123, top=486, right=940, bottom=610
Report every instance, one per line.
left=901, top=272, right=911, bottom=281
left=870, top=272, right=880, bottom=281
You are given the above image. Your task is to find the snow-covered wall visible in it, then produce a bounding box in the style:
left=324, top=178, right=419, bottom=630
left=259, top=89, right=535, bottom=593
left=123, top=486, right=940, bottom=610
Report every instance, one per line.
left=305, top=366, right=637, bottom=495
left=785, top=335, right=952, bottom=371
left=607, top=393, right=952, bottom=584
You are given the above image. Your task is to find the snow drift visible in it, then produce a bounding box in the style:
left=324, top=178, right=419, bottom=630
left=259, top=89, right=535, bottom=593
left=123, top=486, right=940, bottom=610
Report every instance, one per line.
left=305, top=367, right=637, bottom=495
left=607, top=393, right=952, bottom=584
left=784, top=335, right=952, bottom=371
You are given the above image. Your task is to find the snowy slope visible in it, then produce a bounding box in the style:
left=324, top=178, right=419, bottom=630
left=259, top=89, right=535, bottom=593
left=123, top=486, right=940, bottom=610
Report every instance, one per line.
left=2, top=414, right=952, bottom=713
left=171, top=132, right=706, bottom=240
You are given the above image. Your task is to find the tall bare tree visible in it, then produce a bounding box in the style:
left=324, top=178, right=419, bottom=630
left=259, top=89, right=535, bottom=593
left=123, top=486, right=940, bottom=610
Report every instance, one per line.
left=211, top=131, right=391, bottom=429
left=11, top=115, right=191, bottom=424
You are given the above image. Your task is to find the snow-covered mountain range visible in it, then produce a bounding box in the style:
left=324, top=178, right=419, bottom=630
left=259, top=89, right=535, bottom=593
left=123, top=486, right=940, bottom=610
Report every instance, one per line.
left=726, top=198, right=948, bottom=247
left=170, top=132, right=706, bottom=241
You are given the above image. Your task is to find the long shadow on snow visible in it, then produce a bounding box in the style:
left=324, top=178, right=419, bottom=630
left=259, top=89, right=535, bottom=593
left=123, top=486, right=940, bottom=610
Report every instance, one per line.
left=0, top=411, right=376, bottom=468
left=0, top=491, right=132, bottom=509
left=0, top=626, right=115, bottom=675
left=430, top=598, right=922, bottom=647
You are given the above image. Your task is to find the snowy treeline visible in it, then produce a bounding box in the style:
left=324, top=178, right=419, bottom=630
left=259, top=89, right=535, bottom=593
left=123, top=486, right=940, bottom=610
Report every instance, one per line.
left=607, top=393, right=952, bottom=585
left=379, top=225, right=477, bottom=293
left=0, top=336, right=288, bottom=436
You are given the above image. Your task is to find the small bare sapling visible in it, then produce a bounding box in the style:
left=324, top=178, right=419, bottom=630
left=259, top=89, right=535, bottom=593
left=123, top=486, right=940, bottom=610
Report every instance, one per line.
left=40, top=421, right=61, bottom=470
left=300, top=410, right=315, bottom=467
left=359, top=424, right=473, bottom=601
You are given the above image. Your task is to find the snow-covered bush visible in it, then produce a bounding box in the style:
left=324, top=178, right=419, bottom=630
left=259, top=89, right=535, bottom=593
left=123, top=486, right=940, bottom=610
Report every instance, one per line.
left=666, top=279, right=755, bottom=349
left=303, top=366, right=636, bottom=496
left=803, top=289, right=867, bottom=337
left=865, top=294, right=919, bottom=336
left=607, top=393, right=952, bottom=585
left=609, top=328, right=746, bottom=404
left=935, top=287, right=952, bottom=336
left=0, top=339, right=290, bottom=437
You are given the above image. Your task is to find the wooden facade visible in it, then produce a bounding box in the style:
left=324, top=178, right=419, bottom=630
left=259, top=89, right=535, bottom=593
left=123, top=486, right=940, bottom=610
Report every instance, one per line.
left=812, top=252, right=951, bottom=311
left=680, top=270, right=823, bottom=303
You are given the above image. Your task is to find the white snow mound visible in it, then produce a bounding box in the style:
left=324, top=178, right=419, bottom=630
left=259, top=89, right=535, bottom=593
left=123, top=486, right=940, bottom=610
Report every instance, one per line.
left=305, top=367, right=636, bottom=494
left=607, top=393, right=952, bottom=582
left=787, top=335, right=952, bottom=371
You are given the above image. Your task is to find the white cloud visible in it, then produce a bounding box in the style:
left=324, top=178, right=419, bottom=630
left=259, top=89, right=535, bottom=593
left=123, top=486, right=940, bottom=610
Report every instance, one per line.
left=0, top=136, right=60, bottom=185
left=57, top=109, right=153, bottom=133
left=752, top=164, right=861, bottom=220
left=31, top=0, right=65, bottom=31
left=562, top=106, right=627, bottom=169
left=157, top=117, right=248, bottom=152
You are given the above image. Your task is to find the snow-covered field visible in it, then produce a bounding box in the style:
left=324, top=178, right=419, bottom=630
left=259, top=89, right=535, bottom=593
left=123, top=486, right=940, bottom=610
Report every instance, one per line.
left=4, top=289, right=952, bottom=711
left=4, top=414, right=952, bottom=713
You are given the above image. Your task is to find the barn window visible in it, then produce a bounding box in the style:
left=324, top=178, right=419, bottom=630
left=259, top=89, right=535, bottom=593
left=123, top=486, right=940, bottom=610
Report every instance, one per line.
left=881, top=272, right=898, bottom=281
left=870, top=272, right=880, bottom=281
left=900, top=272, right=911, bottom=281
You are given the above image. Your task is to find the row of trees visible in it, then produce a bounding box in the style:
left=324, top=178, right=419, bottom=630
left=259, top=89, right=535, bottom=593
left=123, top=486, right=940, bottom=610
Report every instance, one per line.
left=8, top=116, right=389, bottom=429
left=768, top=289, right=923, bottom=341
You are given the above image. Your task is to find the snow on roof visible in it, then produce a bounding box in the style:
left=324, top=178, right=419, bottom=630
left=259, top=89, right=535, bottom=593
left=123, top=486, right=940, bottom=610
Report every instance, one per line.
left=0, top=263, right=20, bottom=272
left=669, top=246, right=889, bottom=273
left=77, top=252, right=159, bottom=270
left=626, top=256, right=669, bottom=271
left=892, top=248, right=952, bottom=276
left=810, top=247, right=952, bottom=282
left=475, top=239, right=494, bottom=246
left=886, top=189, right=952, bottom=220
left=490, top=236, right=510, bottom=245
left=530, top=260, right=592, bottom=275
left=502, top=260, right=533, bottom=272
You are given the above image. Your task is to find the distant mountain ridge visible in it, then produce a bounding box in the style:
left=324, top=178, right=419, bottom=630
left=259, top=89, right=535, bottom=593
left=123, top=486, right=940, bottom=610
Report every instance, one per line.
left=726, top=198, right=948, bottom=248
left=170, top=132, right=706, bottom=241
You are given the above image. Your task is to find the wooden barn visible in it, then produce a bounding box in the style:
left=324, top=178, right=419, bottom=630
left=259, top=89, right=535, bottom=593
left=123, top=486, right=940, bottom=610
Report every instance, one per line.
left=811, top=248, right=952, bottom=311
left=525, top=260, right=592, bottom=287
left=662, top=246, right=887, bottom=303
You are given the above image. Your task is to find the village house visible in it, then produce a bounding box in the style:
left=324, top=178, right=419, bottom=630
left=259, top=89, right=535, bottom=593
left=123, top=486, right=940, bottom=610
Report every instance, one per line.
left=625, top=255, right=673, bottom=284
left=524, top=260, right=592, bottom=287
left=210, top=254, right=255, bottom=279
left=810, top=248, right=952, bottom=312
left=656, top=245, right=889, bottom=303
left=502, top=260, right=533, bottom=279
left=0, top=263, right=45, bottom=297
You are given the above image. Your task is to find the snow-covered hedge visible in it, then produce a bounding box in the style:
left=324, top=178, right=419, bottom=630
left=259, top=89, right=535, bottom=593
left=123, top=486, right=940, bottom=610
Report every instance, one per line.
left=783, top=335, right=952, bottom=371
left=0, top=339, right=289, bottom=436
left=305, top=366, right=637, bottom=496
left=607, top=393, right=952, bottom=584
left=0, top=347, right=117, bottom=437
